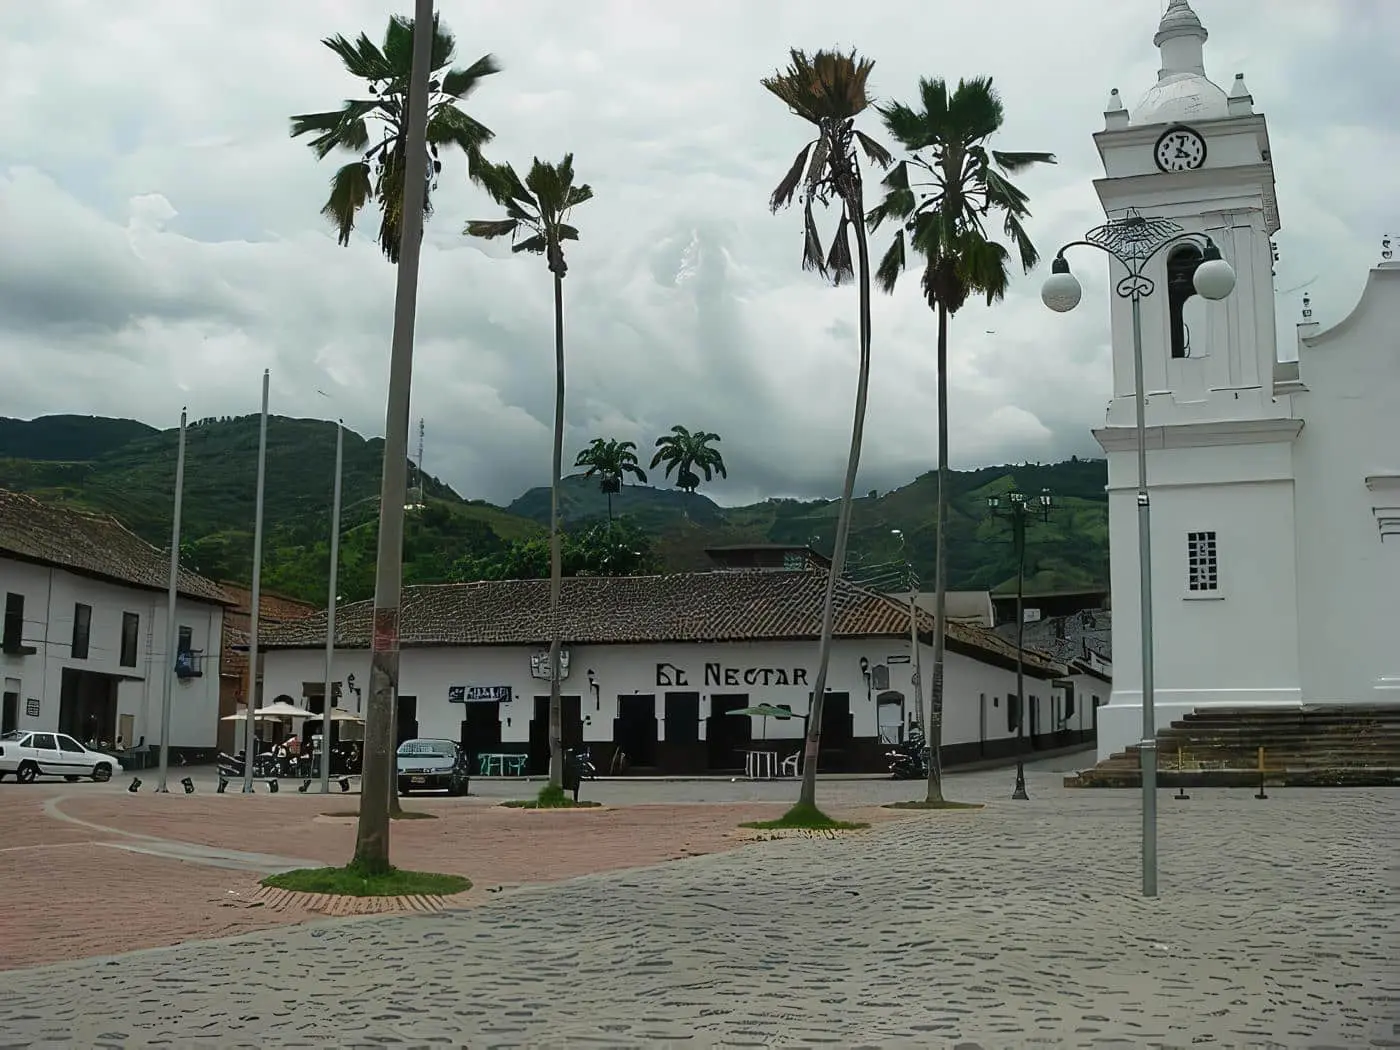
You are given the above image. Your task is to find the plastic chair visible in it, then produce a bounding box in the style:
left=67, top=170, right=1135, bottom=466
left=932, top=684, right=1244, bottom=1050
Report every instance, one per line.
left=780, top=753, right=800, bottom=777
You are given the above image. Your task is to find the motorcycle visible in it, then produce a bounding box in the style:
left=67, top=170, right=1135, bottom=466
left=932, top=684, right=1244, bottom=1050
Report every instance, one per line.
left=887, top=728, right=930, bottom=781
left=567, top=746, right=598, bottom=780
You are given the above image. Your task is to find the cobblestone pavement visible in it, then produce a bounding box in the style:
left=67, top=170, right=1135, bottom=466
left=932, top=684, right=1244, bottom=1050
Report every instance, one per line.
left=1, top=778, right=1395, bottom=1048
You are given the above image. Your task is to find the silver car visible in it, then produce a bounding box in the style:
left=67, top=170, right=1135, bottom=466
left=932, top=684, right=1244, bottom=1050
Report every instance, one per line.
left=396, top=738, right=470, bottom=796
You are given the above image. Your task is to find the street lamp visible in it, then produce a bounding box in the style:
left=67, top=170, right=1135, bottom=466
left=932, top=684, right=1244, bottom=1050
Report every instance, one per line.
left=890, top=529, right=922, bottom=736
left=1041, top=209, right=1236, bottom=898
left=986, top=488, right=1053, bottom=800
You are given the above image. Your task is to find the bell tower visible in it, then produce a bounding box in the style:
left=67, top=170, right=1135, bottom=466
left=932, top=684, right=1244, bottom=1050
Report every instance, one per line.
left=1086, top=0, right=1304, bottom=766
left=1093, top=0, right=1286, bottom=430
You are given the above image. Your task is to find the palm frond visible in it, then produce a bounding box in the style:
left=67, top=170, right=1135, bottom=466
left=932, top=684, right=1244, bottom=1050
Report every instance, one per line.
left=854, top=130, right=893, bottom=170
left=873, top=229, right=906, bottom=294
left=825, top=212, right=855, bottom=285
left=512, top=233, right=549, bottom=254
left=426, top=103, right=495, bottom=158
left=769, top=143, right=812, bottom=213
left=321, top=162, right=373, bottom=247
left=321, top=32, right=393, bottom=82
left=441, top=54, right=502, bottom=98
left=463, top=218, right=518, bottom=239
left=801, top=198, right=826, bottom=276
left=992, top=149, right=1057, bottom=171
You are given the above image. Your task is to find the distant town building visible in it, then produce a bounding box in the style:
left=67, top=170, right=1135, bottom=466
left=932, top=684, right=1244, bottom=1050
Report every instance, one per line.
left=0, top=489, right=229, bottom=759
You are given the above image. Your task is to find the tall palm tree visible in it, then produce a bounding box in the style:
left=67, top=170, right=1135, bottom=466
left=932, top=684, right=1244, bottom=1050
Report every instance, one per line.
left=649, top=425, right=727, bottom=515
left=763, top=48, right=891, bottom=812
left=867, top=76, right=1054, bottom=803
left=574, top=438, right=648, bottom=522
left=466, top=154, right=593, bottom=790
left=291, top=13, right=500, bottom=262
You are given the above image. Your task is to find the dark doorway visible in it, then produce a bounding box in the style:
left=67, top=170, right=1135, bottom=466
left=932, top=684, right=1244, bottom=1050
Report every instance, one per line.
left=661, top=692, right=703, bottom=773
left=459, top=702, right=501, bottom=768
left=706, top=694, right=751, bottom=771
left=396, top=695, right=419, bottom=746
left=614, top=694, right=657, bottom=770
left=816, top=691, right=853, bottom=772
left=1030, top=692, right=1041, bottom=744
left=58, top=668, right=117, bottom=746
left=2, top=688, right=17, bottom=734
left=530, top=695, right=582, bottom=775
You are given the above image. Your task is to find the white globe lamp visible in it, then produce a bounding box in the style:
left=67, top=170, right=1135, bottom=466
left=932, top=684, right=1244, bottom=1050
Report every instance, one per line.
left=1041, top=256, right=1082, bottom=313
left=1193, top=240, right=1236, bottom=301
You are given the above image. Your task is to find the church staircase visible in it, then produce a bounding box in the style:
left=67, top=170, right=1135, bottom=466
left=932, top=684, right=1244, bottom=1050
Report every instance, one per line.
left=1065, top=705, right=1400, bottom=788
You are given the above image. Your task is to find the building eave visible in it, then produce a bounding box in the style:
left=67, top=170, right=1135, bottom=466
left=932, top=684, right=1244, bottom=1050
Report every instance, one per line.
left=1093, top=417, right=1303, bottom=453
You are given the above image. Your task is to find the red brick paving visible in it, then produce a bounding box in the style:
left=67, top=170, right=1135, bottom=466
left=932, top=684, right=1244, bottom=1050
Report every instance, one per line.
left=0, top=788, right=897, bottom=971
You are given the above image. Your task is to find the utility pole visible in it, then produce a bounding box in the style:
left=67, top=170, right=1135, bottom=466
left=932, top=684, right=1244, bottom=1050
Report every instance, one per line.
left=241, top=370, right=271, bottom=793
left=154, top=408, right=187, bottom=792
left=320, top=418, right=344, bottom=794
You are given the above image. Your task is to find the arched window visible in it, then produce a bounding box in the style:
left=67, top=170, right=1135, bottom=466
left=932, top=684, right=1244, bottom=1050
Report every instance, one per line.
left=1166, top=243, right=1204, bottom=359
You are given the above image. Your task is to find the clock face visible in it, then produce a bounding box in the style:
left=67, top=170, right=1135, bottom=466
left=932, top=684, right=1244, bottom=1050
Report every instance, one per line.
left=1154, top=126, right=1207, bottom=172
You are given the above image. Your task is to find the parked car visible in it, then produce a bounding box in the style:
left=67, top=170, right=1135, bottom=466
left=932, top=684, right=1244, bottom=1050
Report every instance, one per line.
left=0, top=730, right=125, bottom=784
left=397, top=738, right=470, bottom=796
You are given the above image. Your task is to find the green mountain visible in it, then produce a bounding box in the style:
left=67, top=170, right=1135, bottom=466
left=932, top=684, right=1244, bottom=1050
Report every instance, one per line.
left=0, top=414, right=1109, bottom=603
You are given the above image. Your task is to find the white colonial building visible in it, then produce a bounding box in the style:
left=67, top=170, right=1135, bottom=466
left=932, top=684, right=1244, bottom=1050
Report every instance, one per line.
left=0, top=489, right=230, bottom=756
left=1083, top=0, right=1399, bottom=760
left=261, top=546, right=1090, bottom=775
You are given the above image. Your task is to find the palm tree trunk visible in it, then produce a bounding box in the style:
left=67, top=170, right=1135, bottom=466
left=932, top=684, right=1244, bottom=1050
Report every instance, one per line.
left=606, top=489, right=613, bottom=524
left=798, top=198, right=874, bottom=809
left=547, top=269, right=566, bottom=790
left=924, top=303, right=949, bottom=803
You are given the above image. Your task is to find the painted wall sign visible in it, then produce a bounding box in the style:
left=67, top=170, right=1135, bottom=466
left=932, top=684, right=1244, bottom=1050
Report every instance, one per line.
left=655, top=662, right=809, bottom=688
left=449, top=685, right=512, bottom=703
left=25, top=698, right=39, bottom=718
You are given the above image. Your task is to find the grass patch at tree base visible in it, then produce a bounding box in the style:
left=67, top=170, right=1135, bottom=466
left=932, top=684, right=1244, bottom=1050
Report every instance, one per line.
left=884, top=799, right=984, bottom=811
left=739, top=802, right=869, bottom=831
left=321, top=810, right=438, bottom=820
left=261, top=863, right=470, bottom=898
left=500, top=783, right=602, bottom=809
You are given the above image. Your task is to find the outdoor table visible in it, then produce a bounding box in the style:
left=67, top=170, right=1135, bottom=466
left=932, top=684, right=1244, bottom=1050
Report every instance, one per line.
left=479, top=753, right=528, bottom=776
left=742, top=749, right=779, bottom=779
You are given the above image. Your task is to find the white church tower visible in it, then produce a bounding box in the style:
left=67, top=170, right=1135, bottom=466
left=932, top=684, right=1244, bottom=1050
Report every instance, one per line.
left=1088, top=0, right=1307, bottom=760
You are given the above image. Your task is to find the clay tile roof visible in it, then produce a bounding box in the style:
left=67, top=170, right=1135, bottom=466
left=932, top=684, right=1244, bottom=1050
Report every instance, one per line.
left=0, top=488, right=230, bottom=605
left=260, top=571, right=1066, bottom=676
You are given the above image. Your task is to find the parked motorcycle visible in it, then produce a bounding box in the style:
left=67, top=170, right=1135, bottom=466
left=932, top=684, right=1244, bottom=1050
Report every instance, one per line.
left=567, top=746, right=598, bottom=780
left=887, top=728, right=930, bottom=781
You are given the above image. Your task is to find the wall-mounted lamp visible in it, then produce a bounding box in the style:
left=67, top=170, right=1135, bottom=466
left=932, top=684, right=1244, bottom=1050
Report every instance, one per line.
left=858, top=656, right=872, bottom=703
left=587, top=668, right=601, bottom=711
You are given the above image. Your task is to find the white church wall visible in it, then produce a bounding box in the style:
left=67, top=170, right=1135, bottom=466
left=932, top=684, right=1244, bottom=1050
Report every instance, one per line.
left=1292, top=264, right=1400, bottom=706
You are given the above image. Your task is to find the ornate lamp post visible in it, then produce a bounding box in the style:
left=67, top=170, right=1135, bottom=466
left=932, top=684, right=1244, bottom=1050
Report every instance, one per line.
left=986, top=488, right=1052, bottom=800
left=1040, top=209, right=1236, bottom=897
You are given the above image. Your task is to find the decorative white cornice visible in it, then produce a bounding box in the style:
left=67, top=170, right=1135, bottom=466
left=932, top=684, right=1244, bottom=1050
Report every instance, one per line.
left=1093, top=417, right=1303, bottom=453
left=1366, top=475, right=1400, bottom=493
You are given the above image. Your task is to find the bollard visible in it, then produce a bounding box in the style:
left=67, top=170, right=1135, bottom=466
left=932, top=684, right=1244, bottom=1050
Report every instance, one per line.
left=128, top=778, right=141, bottom=793
left=181, top=777, right=195, bottom=794
left=339, top=778, right=351, bottom=793
left=267, top=779, right=279, bottom=794
left=1174, top=783, right=1190, bottom=801
left=217, top=777, right=228, bottom=794
left=1254, top=746, right=1268, bottom=800
left=298, top=779, right=311, bottom=793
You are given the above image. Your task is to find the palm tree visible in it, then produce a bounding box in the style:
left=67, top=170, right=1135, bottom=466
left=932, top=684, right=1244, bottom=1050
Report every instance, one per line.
left=763, top=48, right=891, bottom=813
left=574, top=438, right=648, bottom=522
left=867, top=76, right=1054, bottom=803
left=465, top=154, right=593, bottom=791
left=290, top=13, right=500, bottom=262
left=649, top=426, right=727, bottom=515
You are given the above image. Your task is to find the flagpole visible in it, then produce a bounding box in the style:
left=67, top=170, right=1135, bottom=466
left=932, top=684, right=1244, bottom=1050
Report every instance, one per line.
left=241, top=370, right=270, bottom=793
left=319, top=418, right=344, bottom=793
left=154, top=408, right=187, bottom=792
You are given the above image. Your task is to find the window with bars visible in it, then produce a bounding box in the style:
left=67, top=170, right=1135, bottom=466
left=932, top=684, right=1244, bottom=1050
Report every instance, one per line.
left=1187, top=531, right=1219, bottom=593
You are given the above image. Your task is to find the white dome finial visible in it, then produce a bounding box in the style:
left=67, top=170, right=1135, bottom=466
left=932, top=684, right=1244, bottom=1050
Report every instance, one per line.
left=1130, top=0, right=1228, bottom=125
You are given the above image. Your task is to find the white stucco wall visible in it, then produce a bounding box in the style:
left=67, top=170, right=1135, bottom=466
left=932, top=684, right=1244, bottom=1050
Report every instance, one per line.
left=1292, top=264, right=1400, bottom=707
left=262, top=635, right=1069, bottom=761
left=0, top=556, right=224, bottom=748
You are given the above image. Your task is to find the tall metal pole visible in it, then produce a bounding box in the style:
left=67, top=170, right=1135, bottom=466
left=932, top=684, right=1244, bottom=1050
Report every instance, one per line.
left=154, top=409, right=187, bottom=792
left=320, top=419, right=344, bottom=794
left=241, top=370, right=271, bottom=793
left=1011, top=511, right=1029, bottom=800
left=1131, top=295, right=1158, bottom=897
left=355, top=0, right=434, bottom=870
left=907, top=588, right=922, bottom=732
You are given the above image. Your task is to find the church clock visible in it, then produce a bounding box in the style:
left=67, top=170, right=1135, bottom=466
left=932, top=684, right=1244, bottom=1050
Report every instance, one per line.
left=1153, top=125, right=1207, bottom=172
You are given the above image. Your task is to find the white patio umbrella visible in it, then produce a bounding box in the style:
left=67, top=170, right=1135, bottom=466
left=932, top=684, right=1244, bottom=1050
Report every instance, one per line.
left=258, top=700, right=317, bottom=719
left=301, top=709, right=365, bottom=724
left=220, top=709, right=280, bottom=722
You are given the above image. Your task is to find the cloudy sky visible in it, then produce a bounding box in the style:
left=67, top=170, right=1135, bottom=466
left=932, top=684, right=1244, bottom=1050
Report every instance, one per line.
left=1, top=1, right=1396, bottom=506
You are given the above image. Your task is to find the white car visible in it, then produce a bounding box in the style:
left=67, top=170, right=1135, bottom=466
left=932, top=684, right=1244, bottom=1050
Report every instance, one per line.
left=0, top=730, right=125, bottom=784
